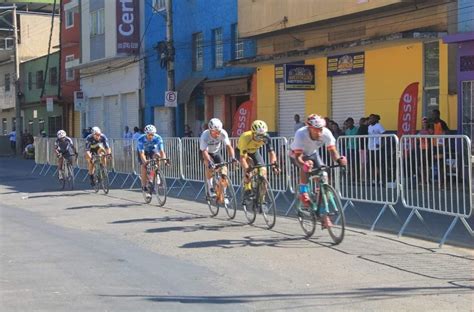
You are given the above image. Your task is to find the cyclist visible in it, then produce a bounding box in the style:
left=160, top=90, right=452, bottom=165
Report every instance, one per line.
left=200, top=118, right=238, bottom=198
left=85, top=127, right=111, bottom=186
left=55, top=130, right=77, bottom=181
left=237, top=120, right=279, bottom=199
left=290, top=114, right=347, bottom=228
left=137, top=124, right=169, bottom=196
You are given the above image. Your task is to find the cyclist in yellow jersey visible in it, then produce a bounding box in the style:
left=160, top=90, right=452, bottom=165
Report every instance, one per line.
left=238, top=120, right=279, bottom=198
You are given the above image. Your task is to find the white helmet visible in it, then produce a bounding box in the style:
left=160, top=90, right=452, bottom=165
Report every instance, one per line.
left=91, top=126, right=101, bottom=134
left=306, top=114, right=326, bottom=128
left=208, top=118, right=223, bottom=131
left=57, top=130, right=66, bottom=139
left=144, top=124, right=156, bottom=134
left=251, top=120, right=268, bottom=135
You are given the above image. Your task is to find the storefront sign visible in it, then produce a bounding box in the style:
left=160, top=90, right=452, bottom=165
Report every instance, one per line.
left=116, top=0, right=140, bottom=54
left=327, top=52, right=365, bottom=76
left=275, top=61, right=304, bottom=83
left=284, top=64, right=315, bottom=90
left=397, top=82, right=419, bottom=137
left=46, top=97, right=54, bottom=112
left=231, top=100, right=253, bottom=136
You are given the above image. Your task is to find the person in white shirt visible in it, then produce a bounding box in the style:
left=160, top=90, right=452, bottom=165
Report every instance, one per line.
left=199, top=118, right=237, bottom=198
left=294, top=114, right=305, bottom=132
left=367, top=114, right=385, bottom=184
left=289, top=114, right=347, bottom=228
left=9, top=129, right=16, bottom=154
left=123, top=126, right=133, bottom=156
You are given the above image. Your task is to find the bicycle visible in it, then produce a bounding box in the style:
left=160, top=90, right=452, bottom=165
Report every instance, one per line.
left=91, top=154, right=110, bottom=194
left=142, top=156, right=169, bottom=206
left=57, top=153, right=76, bottom=190
left=296, top=164, right=345, bottom=244
left=204, top=161, right=238, bottom=219
left=241, top=163, right=277, bottom=229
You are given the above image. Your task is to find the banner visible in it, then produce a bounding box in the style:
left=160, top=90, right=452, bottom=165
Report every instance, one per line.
left=116, top=0, right=140, bottom=54
left=327, top=52, right=365, bottom=76
left=284, top=64, right=315, bottom=90
left=231, top=100, right=253, bottom=137
left=397, top=82, right=419, bottom=137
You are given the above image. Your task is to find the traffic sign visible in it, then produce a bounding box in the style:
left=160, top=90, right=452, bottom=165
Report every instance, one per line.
left=165, top=91, right=177, bottom=107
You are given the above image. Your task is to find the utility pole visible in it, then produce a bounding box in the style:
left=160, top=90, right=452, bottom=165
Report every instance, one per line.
left=165, top=0, right=176, bottom=136
left=13, top=5, right=22, bottom=156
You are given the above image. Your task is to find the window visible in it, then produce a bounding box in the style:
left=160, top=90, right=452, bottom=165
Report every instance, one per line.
left=36, top=70, right=44, bottom=89
left=90, top=9, right=104, bottom=36
left=423, top=41, right=439, bottom=114
left=4, top=73, right=10, bottom=92
left=48, top=116, right=62, bottom=137
left=152, top=0, right=166, bottom=12
left=0, top=38, right=13, bottom=50
left=192, top=32, right=203, bottom=71
left=232, top=24, right=244, bottom=59
left=65, top=55, right=75, bottom=81
left=28, top=72, right=32, bottom=90
left=2, top=118, right=6, bottom=135
left=213, top=28, right=223, bottom=68
left=50, top=67, right=57, bottom=85
left=65, top=9, right=74, bottom=28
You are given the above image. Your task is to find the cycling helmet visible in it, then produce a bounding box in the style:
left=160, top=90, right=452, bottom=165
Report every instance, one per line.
left=306, top=114, right=326, bottom=128
left=144, top=124, right=157, bottom=134
left=91, top=126, right=101, bottom=134
left=208, top=118, right=223, bottom=131
left=251, top=120, right=268, bottom=135
left=57, top=130, right=66, bottom=139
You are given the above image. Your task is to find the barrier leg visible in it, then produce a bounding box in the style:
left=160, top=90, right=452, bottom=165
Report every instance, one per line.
left=177, top=180, right=191, bottom=197
left=129, top=175, right=141, bottom=190
left=52, top=167, right=58, bottom=177
left=280, top=192, right=291, bottom=204
left=38, top=164, right=46, bottom=175
left=82, top=170, right=89, bottom=181
left=31, top=164, right=39, bottom=174
left=194, top=183, right=205, bottom=200
left=285, top=194, right=297, bottom=216
left=110, top=172, right=119, bottom=186
left=460, top=217, right=474, bottom=236
left=398, top=209, right=433, bottom=238
left=439, top=216, right=459, bottom=248
left=370, top=204, right=400, bottom=231
left=43, top=164, right=52, bottom=176
left=121, top=174, right=132, bottom=188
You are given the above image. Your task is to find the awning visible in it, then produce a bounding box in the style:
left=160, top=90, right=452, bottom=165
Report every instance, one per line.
left=443, top=31, right=474, bottom=44
left=176, top=77, right=206, bottom=104
left=203, top=75, right=250, bottom=96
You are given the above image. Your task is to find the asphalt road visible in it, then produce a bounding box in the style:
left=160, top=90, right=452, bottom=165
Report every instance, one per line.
left=1, top=158, right=473, bottom=311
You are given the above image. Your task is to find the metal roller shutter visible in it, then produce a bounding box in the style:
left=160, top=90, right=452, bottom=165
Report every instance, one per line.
left=105, top=95, right=121, bottom=138
left=278, top=83, right=305, bottom=138
left=87, top=97, right=103, bottom=129
left=122, top=92, right=139, bottom=131
left=331, top=74, right=365, bottom=126
left=213, top=95, right=224, bottom=120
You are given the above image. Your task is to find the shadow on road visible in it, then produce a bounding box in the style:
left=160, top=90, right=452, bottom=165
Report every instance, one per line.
left=110, top=215, right=208, bottom=224
left=145, top=222, right=246, bottom=234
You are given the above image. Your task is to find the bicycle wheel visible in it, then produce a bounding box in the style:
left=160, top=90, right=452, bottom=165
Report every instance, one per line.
left=259, top=177, right=277, bottom=229
left=101, top=165, right=110, bottom=194
left=66, top=161, right=74, bottom=190
left=206, top=177, right=219, bottom=217
left=220, top=178, right=237, bottom=220
left=323, top=184, right=345, bottom=244
left=142, top=178, right=153, bottom=204
left=241, top=187, right=256, bottom=225
left=93, top=173, right=100, bottom=193
left=59, top=164, right=66, bottom=190
left=296, top=194, right=317, bottom=238
left=155, top=170, right=167, bottom=207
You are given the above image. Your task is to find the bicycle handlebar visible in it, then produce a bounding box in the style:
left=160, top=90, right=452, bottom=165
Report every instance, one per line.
left=248, top=163, right=278, bottom=170
left=308, top=164, right=345, bottom=174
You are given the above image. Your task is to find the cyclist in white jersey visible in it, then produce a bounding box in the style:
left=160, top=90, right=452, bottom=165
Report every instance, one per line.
left=290, top=114, right=347, bottom=228
left=200, top=118, right=238, bottom=195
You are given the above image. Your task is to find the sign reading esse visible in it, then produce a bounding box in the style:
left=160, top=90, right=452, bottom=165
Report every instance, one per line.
left=116, top=0, right=140, bottom=54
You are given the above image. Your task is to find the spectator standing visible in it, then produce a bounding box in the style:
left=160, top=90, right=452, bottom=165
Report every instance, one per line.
left=132, top=126, right=141, bottom=142
left=368, top=114, right=385, bottom=185
left=184, top=124, right=194, bottom=137
left=8, top=128, right=16, bottom=155
left=417, top=117, right=431, bottom=184
left=293, top=114, right=305, bottom=132
left=357, top=117, right=369, bottom=182
left=123, top=126, right=133, bottom=158
left=344, top=117, right=359, bottom=180
left=431, top=109, right=449, bottom=186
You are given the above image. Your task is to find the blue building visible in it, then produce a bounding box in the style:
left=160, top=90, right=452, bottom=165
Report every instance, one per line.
left=144, top=0, right=256, bottom=137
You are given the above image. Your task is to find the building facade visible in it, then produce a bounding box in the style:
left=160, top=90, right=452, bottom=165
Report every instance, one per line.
left=74, top=0, right=145, bottom=139
left=60, top=0, right=81, bottom=137
left=233, top=0, right=457, bottom=136
left=20, top=52, right=61, bottom=137
left=443, top=0, right=474, bottom=139
left=144, top=0, right=256, bottom=137
left=0, top=10, right=59, bottom=135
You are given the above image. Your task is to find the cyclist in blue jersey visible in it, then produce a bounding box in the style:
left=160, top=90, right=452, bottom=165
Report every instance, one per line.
left=85, top=127, right=112, bottom=186
left=137, top=125, right=169, bottom=193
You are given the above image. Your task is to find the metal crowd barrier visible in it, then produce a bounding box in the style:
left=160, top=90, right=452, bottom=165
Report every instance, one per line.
left=162, top=137, right=184, bottom=193
left=179, top=138, right=205, bottom=198
left=398, top=135, right=473, bottom=247
left=31, top=137, right=49, bottom=174
left=337, top=134, right=401, bottom=230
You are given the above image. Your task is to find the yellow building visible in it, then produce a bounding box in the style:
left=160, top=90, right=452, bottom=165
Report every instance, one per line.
left=233, top=0, right=457, bottom=135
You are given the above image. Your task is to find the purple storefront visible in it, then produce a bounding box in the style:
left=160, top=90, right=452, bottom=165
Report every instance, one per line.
left=443, top=32, right=474, bottom=139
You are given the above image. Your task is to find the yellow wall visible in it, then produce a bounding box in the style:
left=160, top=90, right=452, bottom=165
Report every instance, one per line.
left=256, top=65, right=277, bottom=131
left=305, top=57, right=329, bottom=118
left=366, top=43, right=423, bottom=130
